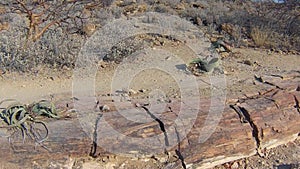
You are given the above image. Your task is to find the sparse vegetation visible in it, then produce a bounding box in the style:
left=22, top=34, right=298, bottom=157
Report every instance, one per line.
left=0, top=99, right=57, bottom=150
left=250, top=26, right=269, bottom=47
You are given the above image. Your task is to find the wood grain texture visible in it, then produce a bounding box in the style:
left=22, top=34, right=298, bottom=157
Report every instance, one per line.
left=0, top=72, right=299, bottom=168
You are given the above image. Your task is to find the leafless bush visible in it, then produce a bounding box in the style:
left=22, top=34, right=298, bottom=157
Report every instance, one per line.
left=0, top=0, right=114, bottom=72
left=0, top=0, right=299, bottom=73
left=203, top=0, right=300, bottom=51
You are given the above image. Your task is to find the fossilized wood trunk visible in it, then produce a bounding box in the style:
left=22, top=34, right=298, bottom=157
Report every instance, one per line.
left=0, top=72, right=299, bottom=168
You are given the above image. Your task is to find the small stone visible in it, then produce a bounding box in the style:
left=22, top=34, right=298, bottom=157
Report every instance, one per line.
left=277, top=49, right=283, bottom=54
left=186, top=163, right=193, bottom=168
left=62, top=65, right=70, bottom=70
left=188, top=34, right=196, bottom=39
left=231, top=162, right=239, bottom=169
left=0, top=22, right=9, bottom=31
left=267, top=50, right=272, bottom=55
left=100, top=105, right=110, bottom=112
left=49, top=76, right=54, bottom=81
left=220, top=52, right=230, bottom=58
left=83, top=23, right=96, bottom=36
left=128, top=89, right=137, bottom=96
left=139, top=89, right=146, bottom=93
left=135, top=103, right=141, bottom=107
left=289, top=50, right=297, bottom=55
left=243, top=60, right=252, bottom=66
left=176, top=3, right=185, bottom=10
left=141, top=158, right=150, bottom=162
left=98, top=60, right=107, bottom=68
left=275, top=159, right=281, bottom=163
left=165, top=56, right=171, bottom=60
left=129, top=151, right=139, bottom=154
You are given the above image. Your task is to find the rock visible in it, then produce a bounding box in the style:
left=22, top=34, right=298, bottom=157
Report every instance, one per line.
left=221, top=23, right=235, bottom=36
left=220, top=52, right=230, bottom=58
left=139, top=89, right=146, bottom=93
left=48, top=76, right=55, bottom=81
left=175, top=3, right=185, bottom=10
left=0, top=5, right=6, bottom=14
left=216, top=46, right=227, bottom=53
left=231, top=162, right=239, bottom=169
left=210, top=37, right=218, bottom=43
left=83, top=23, right=96, bottom=36
left=128, top=89, right=137, bottom=96
left=191, top=2, right=205, bottom=9
left=62, top=65, right=70, bottom=70
left=277, top=49, right=283, bottom=55
left=100, top=105, right=110, bottom=112
left=165, top=56, right=171, bottom=60
left=121, top=0, right=137, bottom=6
left=0, top=22, right=9, bottom=31
left=123, top=4, right=146, bottom=15
left=0, top=68, right=6, bottom=75
left=243, top=60, right=252, bottom=66
left=288, top=50, right=298, bottom=55
left=188, top=34, right=196, bottom=39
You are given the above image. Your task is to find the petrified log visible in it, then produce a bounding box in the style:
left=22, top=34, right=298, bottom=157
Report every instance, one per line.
left=0, top=72, right=299, bottom=168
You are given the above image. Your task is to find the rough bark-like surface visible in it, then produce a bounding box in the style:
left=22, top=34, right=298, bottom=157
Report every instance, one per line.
left=0, top=72, right=299, bottom=168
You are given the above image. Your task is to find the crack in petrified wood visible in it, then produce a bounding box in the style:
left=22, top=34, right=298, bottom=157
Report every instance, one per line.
left=293, top=95, right=300, bottom=114
left=254, top=75, right=285, bottom=90
left=229, top=105, right=261, bottom=152
left=89, top=113, right=102, bottom=157
left=229, top=105, right=249, bottom=123
left=139, top=105, right=189, bottom=169
left=141, top=106, right=169, bottom=147
left=174, top=126, right=187, bottom=169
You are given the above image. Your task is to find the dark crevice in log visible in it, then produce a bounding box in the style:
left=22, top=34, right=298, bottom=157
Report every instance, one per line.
left=230, top=105, right=261, bottom=150
left=169, top=106, right=191, bottom=146
left=239, top=89, right=277, bottom=104
left=175, top=150, right=186, bottom=169
left=270, top=89, right=280, bottom=97
left=174, top=126, right=186, bottom=169
left=254, top=75, right=284, bottom=90
left=293, top=95, right=300, bottom=114
left=141, top=106, right=169, bottom=146
left=89, top=113, right=102, bottom=157
left=239, top=107, right=261, bottom=150
left=230, top=105, right=249, bottom=123
left=265, top=97, right=280, bottom=109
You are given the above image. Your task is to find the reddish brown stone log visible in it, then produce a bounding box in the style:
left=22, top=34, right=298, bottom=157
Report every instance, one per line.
left=0, top=72, right=299, bottom=168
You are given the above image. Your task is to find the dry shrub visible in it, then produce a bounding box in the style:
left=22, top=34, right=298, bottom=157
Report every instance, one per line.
left=250, top=26, right=269, bottom=47
left=0, top=0, right=299, bottom=73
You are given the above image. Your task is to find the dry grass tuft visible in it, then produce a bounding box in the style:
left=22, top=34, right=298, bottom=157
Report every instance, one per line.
left=250, top=26, right=269, bottom=47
